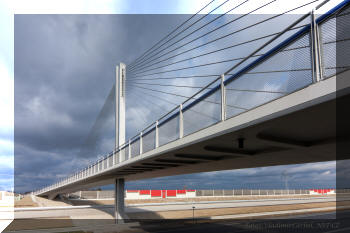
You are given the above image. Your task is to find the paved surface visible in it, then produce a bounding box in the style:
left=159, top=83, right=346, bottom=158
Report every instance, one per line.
left=127, top=210, right=350, bottom=233
left=13, top=196, right=337, bottom=219
left=7, top=196, right=349, bottom=233
left=7, top=210, right=350, bottom=233
left=6, top=203, right=350, bottom=233
left=126, top=196, right=336, bottom=213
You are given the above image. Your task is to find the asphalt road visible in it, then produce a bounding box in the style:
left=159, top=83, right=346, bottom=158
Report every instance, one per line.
left=126, top=210, right=350, bottom=233
left=7, top=196, right=349, bottom=233
left=13, top=196, right=336, bottom=219
left=5, top=209, right=350, bottom=233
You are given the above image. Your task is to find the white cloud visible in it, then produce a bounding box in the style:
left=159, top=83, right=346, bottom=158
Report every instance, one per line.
left=0, top=60, right=13, bottom=134
left=185, top=0, right=343, bottom=15
left=201, top=161, right=336, bottom=180
left=0, top=57, right=14, bottom=192
left=0, top=139, right=14, bottom=167
left=287, top=161, right=335, bottom=174
left=4, top=0, right=123, bottom=14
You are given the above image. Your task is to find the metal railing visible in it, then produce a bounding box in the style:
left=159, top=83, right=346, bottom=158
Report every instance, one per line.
left=33, top=0, right=350, bottom=196
left=67, top=189, right=338, bottom=200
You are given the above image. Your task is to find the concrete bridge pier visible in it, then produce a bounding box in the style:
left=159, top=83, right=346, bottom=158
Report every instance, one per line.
left=114, top=178, right=127, bottom=223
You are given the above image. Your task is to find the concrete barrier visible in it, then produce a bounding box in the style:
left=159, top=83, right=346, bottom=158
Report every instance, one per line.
left=81, top=191, right=97, bottom=199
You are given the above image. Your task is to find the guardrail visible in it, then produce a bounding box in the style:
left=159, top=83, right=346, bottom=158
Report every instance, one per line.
left=33, top=0, right=350, bottom=196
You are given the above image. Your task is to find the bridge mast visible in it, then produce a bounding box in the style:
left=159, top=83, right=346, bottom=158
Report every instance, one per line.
left=115, top=63, right=127, bottom=223
left=115, top=62, right=126, bottom=151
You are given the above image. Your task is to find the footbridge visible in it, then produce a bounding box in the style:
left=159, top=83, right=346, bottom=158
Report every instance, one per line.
left=33, top=0, right=350, bottom=222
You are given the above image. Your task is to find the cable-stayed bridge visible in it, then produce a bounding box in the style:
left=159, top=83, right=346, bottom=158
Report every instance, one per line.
left=33, top=0, right=350, bottom=222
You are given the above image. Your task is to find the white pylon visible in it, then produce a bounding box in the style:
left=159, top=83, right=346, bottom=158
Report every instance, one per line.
left=115, top=63, right=126, bottom=157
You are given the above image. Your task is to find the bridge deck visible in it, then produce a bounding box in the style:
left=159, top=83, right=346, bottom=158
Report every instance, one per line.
left=38, top=70, right=349, bottom=197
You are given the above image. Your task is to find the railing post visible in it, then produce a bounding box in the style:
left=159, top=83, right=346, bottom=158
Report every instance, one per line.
left=179, top=104, right=184, bottom=138
left=310, top=9, right=322, bottom=83
left=155, top=121, right=159, bottom=148
left=140, top=132, right=143, bottom=155
left=128, top=139, right=131, bottom=159
left=315, top=14, right=323, bottom=80
left=221, top=74, right=226, bottom=121
left=112, top=150, right=115, bottom=166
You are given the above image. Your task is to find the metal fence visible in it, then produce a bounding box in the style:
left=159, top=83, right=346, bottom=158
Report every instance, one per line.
left=66, top=189, right=341, bottom=200
left=196, top=189, right=311, bottom=196
left=34, top=0, right=350, bottom=196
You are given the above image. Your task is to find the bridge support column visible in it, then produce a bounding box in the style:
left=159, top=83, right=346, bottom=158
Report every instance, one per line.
left=114, top=178, right=127, bottom=223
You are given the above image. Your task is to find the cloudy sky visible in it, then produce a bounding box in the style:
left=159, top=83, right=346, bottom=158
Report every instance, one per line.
left=0, top=0, right=344, bottom=193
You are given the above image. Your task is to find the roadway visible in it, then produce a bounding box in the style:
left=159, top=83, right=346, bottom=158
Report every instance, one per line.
left=13, top=196, right=337, bottom=219
left=6, top=209, right=350, bottom=233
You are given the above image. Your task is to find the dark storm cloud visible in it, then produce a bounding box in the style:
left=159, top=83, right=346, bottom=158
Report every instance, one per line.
left=14, top=14, right=188, bottom=192
left=15, top=14, right=187, bottom=150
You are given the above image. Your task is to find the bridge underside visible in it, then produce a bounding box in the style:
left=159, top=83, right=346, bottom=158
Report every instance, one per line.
left=39, top=71, right=350, bottom=197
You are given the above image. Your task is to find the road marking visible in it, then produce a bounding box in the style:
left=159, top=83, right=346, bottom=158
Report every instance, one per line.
left=210, top=207, right=336, bottom=219
left=323, top=227, right=350, bottom=233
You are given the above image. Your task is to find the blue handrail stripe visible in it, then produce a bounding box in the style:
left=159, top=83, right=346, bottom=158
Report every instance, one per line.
left=130, top=136, right=140, bottom=144
left=158, top=111, right=179, bottom=127
left=181, top=24, right=311, bottom=114
left=316, top=0, right=350, bottom=24
left=224, top=25, right=311, bottom=86
left=142, top=125, right=156, bottom=137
